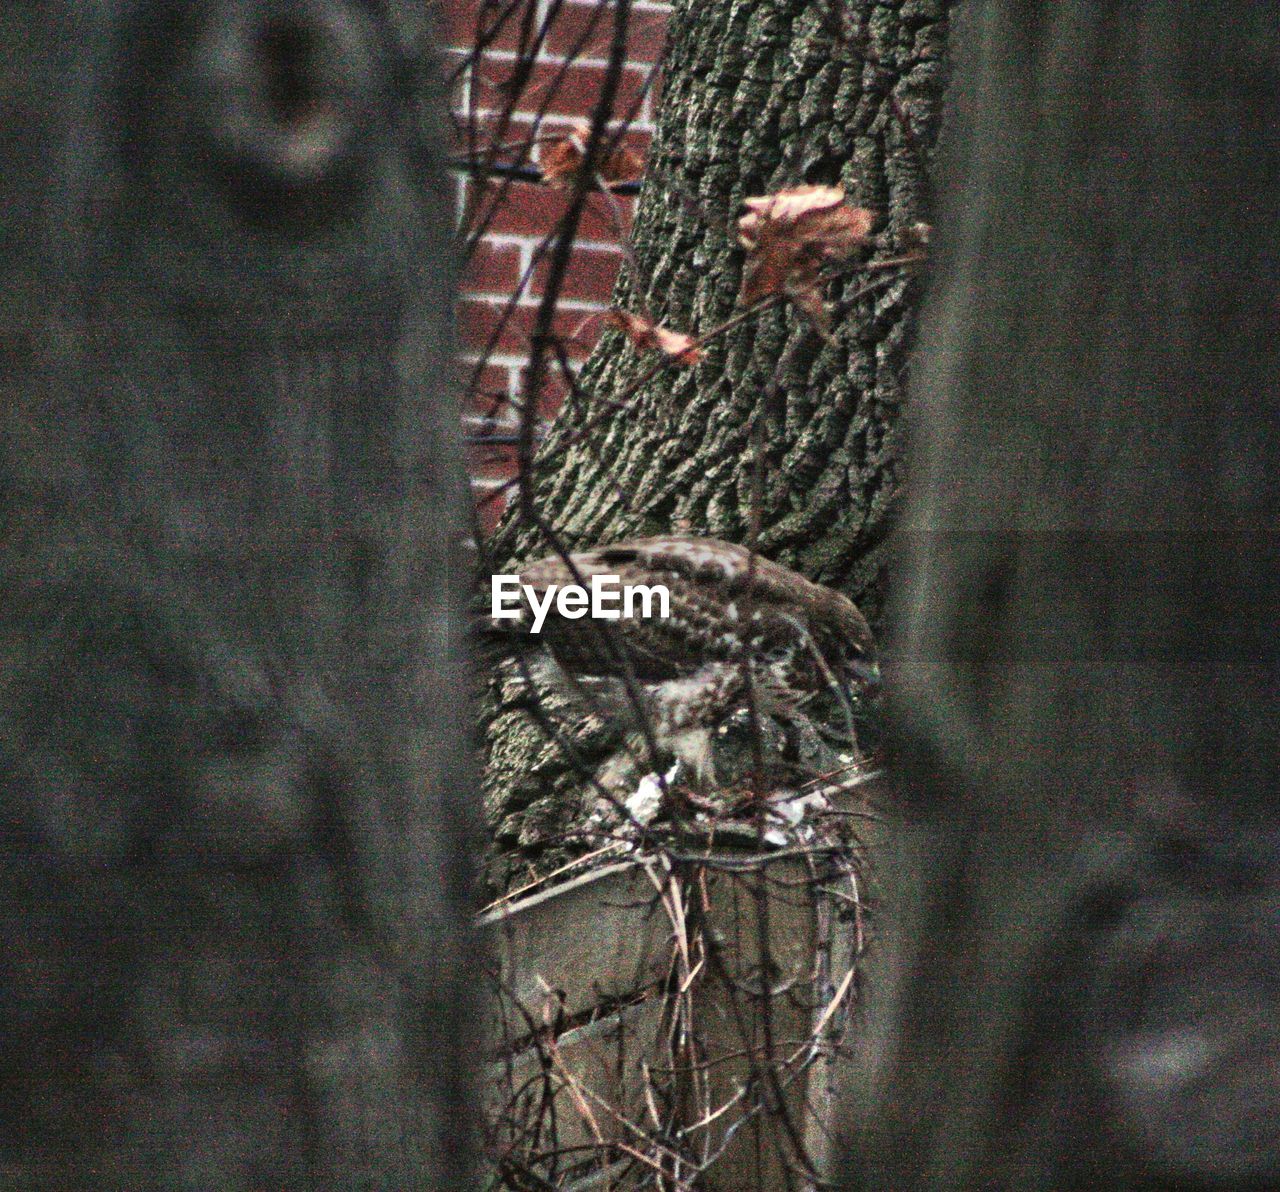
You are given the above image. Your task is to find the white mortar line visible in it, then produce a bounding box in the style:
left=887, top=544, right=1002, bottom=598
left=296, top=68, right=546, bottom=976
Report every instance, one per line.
left=460, top=290, right=614, bottom=313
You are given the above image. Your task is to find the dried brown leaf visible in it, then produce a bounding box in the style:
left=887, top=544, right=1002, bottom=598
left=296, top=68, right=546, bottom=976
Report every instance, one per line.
left=786, top=283, right=832, bottom=339
left=736, top=184, right=876, bottom=323
left=600, top=143, right=644, bottom=188
left=802, top=203, right=877, bottom=259
left=605, top=309, right=703, bottom=365
left=739, top=220, right=800, bottom=307
left=540, top=120, right=644, bottom=189
left=740, top=183, right=845, bottom=229
left=539, top=134, right=585, bottom=187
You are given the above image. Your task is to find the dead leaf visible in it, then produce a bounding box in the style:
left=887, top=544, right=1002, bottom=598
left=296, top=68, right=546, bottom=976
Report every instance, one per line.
left=600, top=143, right=644, bottom=189
left=736, top=184, right=875, bottom=333
left=786, top=284, right=832, bottom=339
left=540, top=120, right=644, bottom=189
left=605, top=309, right=703, bottom=365
left=538, top=134, right=586, bottom=187
left=739, top=184, right=845, bottom=235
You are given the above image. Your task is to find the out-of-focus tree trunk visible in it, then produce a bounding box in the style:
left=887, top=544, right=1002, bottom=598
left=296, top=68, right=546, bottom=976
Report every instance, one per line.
left=0, top=3, right=478, bottom=1185
left=484, top=0, right=953, bottom=890
left=845, top=4, right=1280, bottom=1188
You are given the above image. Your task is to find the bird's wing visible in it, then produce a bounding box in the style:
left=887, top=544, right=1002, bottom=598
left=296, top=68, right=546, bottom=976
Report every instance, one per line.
left=493, top=535, right=874, bottom=686
left=589, top=537, right=808, bottom=607
left=610, top=537, right=877, bottom=664
left=499, top=540, right=788, bottom=681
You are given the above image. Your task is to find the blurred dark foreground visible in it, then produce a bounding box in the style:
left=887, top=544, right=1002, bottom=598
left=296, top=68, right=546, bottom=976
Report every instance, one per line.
left=846, top=4, right=1280, bottom=1189
left=0, top=3, right=478, bottom=1186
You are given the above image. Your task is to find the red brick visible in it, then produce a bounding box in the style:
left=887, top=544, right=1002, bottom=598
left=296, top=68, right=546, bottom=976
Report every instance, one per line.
left=468, top=443, right=519, bottom=474
left=466, top=178, right=634, bottom=242
left=439, top=1, right=670, bottom=67
left=469, top=447, right=520, bottom=485
left=457, top=296, right=600, bottom=360
left=441, top=0, right=670, bottom=526
left=436, top=0, right=541, bottom=55
left=518, top=365, right=581, bottom=420
left=463, top=58, right=649, bottom=122
left=529, top=243, right=623, bottom=304
left=459, top=240, right=526, bottom=297
left=543, top=3, right=670, bottom=64
left=461, top=362, right=517, bottom=404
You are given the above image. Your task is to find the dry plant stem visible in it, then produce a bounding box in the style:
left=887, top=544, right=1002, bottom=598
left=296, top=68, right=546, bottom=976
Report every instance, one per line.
left=863, top=252, right=926, bottom=271
left=448, top=132, right=566, bottom=167
left=488, top=971, right=566, bottom=1181
left=813, top=960, right=856, bottom=1041
left=647, top=861, right=715, bottom=1172
left=547, top=1038, right=693, bottom=1181
left=461, top=0, right=602, bottom=256
left=545, top=1038, right=605, bottom=1148
left=485, top=850, right=864, bottom=1187
left=464, top=1, right=571, bottom=192
left=516, top=0, right=634, bottom=526
left=464, top=247, right=547, bottom=398
left=479, top=261, right=908, bottom=517
left=477, top=844, right=626, bottom=916
left=592, top=169, right=651, bottom=320
left=641, top=1063, right=663, bottom=1132
left=648, top=1037, right=816, bottom=1078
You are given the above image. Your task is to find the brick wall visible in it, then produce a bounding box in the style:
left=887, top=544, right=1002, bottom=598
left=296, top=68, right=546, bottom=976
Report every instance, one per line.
left=437, top=0, right=671, bottom=527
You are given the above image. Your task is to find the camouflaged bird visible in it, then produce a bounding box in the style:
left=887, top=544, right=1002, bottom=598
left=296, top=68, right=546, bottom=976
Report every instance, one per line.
left=489, top=535, right=880, bottom=783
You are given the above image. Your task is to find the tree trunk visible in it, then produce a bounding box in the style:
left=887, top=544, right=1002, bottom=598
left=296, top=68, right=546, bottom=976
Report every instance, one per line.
left=845, top=3, right=1280, bottom=1188
left=0, top=3, right=478, bottom=1186
left=484, top=0, right=953, bottom=890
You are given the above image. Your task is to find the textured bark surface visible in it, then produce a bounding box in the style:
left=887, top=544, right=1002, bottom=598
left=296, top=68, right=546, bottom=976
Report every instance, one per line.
left=0, top=3, right=478, bottom=1186
left=484, top=0, right=952, bottom=891
left=844, top=3, right=1280, bottom=1188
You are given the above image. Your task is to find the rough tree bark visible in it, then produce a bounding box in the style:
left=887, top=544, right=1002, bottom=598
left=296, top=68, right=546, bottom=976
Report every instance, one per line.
left=484, top=0, right=953, bottom=890
left=0, top=3, right=477, bottom=1186
left=845, top=4, right=1280, bottom=1188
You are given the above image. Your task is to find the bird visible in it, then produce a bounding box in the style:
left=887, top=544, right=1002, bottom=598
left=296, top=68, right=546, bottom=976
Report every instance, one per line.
left=485, top=535, right=880, bottom=789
